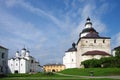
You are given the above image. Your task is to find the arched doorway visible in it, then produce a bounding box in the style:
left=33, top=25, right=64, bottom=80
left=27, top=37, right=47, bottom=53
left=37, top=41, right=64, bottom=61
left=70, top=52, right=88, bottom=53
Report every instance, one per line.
left=52, top=69, right=55, bottom=72
left=14, top=70, right=18, bottom=73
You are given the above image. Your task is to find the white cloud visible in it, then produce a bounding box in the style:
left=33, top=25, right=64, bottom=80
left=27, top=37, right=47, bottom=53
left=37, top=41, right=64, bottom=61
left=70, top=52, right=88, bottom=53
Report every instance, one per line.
left=0, top=9, right=47, bottom=59
left=0, top=11, right=44, bottom=41
left=5, top=0, right=18, bottom=7
left=112, top=32, right=120, bottom=48
left=71, top=1, right=109, bottom=41
left=93, top=19, right=107, bottom=33
left=4, top=0, right=64, bottom=29
left=0, top=0, right=112, bottom=65
left=81, top=4, right=95, bottom=19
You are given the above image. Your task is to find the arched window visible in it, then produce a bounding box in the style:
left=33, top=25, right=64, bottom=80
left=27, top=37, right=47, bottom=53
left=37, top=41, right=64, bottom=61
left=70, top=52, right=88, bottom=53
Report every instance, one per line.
left=103, top=40, right=105, bottom=43
left=94, top=39, right=96, bottom=43
left=31, top=60, right=33, bottom=63
left=1, top=67, right=3, bottom=72
left=1, top=53, right=4, bottom=58
left=72, top=59, right=74, bottom=62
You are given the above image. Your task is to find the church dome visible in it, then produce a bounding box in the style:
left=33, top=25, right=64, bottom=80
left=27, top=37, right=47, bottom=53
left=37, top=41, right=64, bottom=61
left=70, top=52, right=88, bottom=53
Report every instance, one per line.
left=80, top=17, right=99, bottom=38
left=22, top=48, right=26, bottom=50
left=66, top=42, right=77, bottom=52
left=26, top=50, right=30, bottom=53
left=16, top=51, right=19, bottom=53
left=85, top=17, right=92, bottom=26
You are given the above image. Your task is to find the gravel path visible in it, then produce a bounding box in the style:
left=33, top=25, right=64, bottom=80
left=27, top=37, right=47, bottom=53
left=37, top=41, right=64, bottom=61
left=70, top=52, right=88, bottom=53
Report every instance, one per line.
left=54, top=72, right=120, bottom=79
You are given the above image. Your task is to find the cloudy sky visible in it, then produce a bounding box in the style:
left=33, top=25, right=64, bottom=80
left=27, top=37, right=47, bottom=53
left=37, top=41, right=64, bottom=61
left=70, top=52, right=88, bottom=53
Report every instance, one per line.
left=0, top=0, right=120, bottom=65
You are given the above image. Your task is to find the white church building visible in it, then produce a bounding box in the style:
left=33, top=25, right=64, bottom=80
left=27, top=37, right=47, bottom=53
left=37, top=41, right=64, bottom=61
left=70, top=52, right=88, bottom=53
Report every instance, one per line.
left=63, top=17, right=111, bottom=68
left=8, top=48, right=41, bottom=74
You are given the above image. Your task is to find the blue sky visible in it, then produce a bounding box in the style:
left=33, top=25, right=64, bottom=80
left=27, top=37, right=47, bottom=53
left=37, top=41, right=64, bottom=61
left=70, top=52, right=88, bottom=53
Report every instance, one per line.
left=0, top=0, right=120, bottom=65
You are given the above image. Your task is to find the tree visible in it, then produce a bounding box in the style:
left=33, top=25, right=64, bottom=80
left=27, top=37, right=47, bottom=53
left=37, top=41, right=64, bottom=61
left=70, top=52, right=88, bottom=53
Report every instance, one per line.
left=115, top=48, right=120, bottom=58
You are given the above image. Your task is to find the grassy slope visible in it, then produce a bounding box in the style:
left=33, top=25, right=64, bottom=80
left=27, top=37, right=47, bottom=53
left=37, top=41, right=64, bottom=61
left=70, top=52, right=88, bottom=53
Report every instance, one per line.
left=1, top=70, right=119, bottom=80
left=59, top=68, right=120, bottom=76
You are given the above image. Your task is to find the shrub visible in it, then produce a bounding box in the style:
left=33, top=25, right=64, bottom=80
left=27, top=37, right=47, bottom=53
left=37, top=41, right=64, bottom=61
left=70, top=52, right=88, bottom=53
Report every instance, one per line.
left=81, top=59, right=101, bottom=68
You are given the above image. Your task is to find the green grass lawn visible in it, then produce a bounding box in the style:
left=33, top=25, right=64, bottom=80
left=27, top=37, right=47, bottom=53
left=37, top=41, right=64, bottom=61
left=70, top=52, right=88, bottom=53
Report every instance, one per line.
left=0, top=68, right=120, bottom=80
left=59, top=68, right=120, bottom=76
left=6, top=72, right=63, bottom=77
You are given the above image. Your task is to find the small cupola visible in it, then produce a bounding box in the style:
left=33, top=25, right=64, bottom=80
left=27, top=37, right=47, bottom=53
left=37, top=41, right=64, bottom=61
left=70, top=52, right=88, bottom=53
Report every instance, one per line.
left=66, top=42, right=77, bottom=52
left=21, top=47, right=26, bottom=57
left=26, top=50, right=30, bottom=56
left=85, top=17, right=92, bottom=28
left=16, top=50, right=19, bottom=57
left=22, top=48, right=26, bottom=51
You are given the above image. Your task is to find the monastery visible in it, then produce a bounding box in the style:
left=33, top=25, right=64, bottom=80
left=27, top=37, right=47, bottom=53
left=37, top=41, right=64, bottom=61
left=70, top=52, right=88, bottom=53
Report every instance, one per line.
left=63, top=17, right=111, bottom=68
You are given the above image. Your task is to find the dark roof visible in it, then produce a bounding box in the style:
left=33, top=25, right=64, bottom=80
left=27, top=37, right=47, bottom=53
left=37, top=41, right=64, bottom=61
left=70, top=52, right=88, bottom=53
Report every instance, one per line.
left=35, top=61, right=39, bottom=63
left=9, top=57, right=28, bottom=60
left=26, top=50, right=30, bottom=53
left=81, top=28, right=98, bottom=34
left=85, top=32, right=99, bottom=37
left=87, top=17, right=90, bottom=21
left=114, top=46, right=120, bottom=50
left=81, top=37, right=110, bottom=39
left=16, top=51, right=19, bottom=53
left=9, top=57, right=15, bottom=60
left=82, top=50, right=111, bottom=56
left=22, top=48, right=26, bottom=50
left=44, top=64, right=64, bottom=66
left=0, top=45, right=8, bottom=50
left=66, top=42, right=77, bottom=52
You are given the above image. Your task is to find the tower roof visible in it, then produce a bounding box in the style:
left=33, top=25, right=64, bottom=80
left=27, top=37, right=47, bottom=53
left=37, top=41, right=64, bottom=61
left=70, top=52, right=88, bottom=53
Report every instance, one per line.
left=79, top=17, right=99, bottom=38
left=0, top=45, right=8, bottom=50
left=66, top=42, right=77, bottom=52
left=81, top=27, right=97, bottom=33
left=22, top=48, right=26, bottom=50
left=26, top=50, right=30, bottom=53
left=114, top=46, right=120, bottom=50
left=87, top=17, right=90, bottom=21
left=16, top=51, right=19, bottom=53
left=82, top=50, right=111, bottom=56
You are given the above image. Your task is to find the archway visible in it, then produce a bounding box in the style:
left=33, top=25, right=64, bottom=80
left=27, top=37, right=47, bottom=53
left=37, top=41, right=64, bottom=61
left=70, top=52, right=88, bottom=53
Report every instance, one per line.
left=14, top=70, right=18, bottom=73
left=52, top=69, right=55, bottom=72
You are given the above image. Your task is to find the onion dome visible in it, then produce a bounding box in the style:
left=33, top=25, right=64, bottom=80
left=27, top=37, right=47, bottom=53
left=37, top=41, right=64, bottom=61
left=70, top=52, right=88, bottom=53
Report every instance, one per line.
left=16, top=51, right=19, bottom=53
left=66, top=42, right=77, bottom=52
left=22, top=48, right=26, bottom=50
left=85, top=17, right=92, bottom=27
left=26, top=50, right=30, bottom=53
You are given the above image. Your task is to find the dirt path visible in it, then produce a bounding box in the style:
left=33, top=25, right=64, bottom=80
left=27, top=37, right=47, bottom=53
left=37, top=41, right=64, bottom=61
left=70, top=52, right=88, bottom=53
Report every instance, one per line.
left=54, top=72, right=120, bottom=79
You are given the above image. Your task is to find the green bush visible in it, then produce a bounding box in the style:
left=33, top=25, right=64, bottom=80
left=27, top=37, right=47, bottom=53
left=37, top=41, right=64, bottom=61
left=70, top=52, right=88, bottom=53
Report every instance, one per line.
left=81, top=57, right=120, bottom=68
left=81, top=59, right=101, bottom=68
